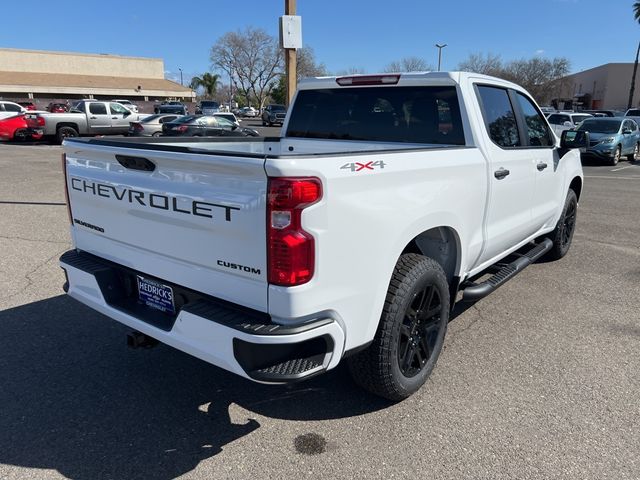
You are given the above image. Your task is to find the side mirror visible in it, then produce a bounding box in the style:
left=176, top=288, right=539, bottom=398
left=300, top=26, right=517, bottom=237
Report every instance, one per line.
left=560, top=129, right=589, bottom=149
left=123, top=110, right=131, bottom=117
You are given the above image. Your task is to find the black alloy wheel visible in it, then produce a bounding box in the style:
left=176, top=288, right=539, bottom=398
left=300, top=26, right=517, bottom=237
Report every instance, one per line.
left=348, top=254, right=449, bottom=401
left=398, top=284, right=443, bottom=378
left=545, top=189, right=578, bottom=261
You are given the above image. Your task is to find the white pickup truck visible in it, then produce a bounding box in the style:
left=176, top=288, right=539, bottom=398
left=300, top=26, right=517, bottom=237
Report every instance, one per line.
left=59, top=72, right=587, bottom=400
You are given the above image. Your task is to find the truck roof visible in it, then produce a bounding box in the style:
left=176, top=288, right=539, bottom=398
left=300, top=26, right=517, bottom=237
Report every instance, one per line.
left=297, top=71, right=524, bottom=92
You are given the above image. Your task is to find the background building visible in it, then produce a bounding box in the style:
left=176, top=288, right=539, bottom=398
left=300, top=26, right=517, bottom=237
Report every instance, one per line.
left=551, top=63, right=639, bottom=111
left=0, top=48, right=194, bottom=112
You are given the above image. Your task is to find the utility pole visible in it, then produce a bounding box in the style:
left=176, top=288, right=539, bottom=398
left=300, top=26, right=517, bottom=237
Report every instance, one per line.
left=285, top=0, right=297, bottom=106
left=179, top=68, right=183, bottom=86
left=435, top=44, right=447, bottom=72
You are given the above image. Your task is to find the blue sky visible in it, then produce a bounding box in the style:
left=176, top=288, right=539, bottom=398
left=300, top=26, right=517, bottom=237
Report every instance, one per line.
left=1, top=0, right=638, bottom=83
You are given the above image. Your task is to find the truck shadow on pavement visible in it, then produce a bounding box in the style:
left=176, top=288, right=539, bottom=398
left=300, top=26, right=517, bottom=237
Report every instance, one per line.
left=0, top=295, right=392, bottom=480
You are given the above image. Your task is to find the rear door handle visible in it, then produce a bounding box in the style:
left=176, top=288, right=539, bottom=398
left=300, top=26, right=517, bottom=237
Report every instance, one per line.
left=537, top=162, right=548, bottom=171
left=111, top=116, right=118, bottom=119
left=90, top=116, right=97, bottom=119
left=494, top=168, right=510, bottom=180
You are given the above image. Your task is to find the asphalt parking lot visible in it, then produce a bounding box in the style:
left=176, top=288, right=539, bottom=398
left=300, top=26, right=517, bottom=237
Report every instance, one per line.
left=1, top=142, right=639, bottom=480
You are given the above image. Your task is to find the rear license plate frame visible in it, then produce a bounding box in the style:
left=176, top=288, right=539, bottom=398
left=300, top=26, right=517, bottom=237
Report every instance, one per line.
left=136, top=275, right=175, bottom=315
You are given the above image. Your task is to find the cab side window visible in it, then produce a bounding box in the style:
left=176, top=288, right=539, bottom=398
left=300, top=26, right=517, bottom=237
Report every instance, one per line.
left=477, top=85, right=520, bottom=148
left=515, top=93, right=553, bottom=147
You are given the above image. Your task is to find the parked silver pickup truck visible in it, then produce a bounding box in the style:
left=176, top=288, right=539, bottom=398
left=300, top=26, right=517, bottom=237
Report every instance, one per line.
left=34, top=100, right=146, bottom=143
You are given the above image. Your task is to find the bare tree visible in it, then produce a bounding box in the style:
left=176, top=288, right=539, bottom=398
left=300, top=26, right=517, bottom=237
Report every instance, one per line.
left=335, top=67, right=367, bottom=76
left=503, top=57, right=570, bottom=104
left=210, top=27, right=283, bottom=110
left=458, top=53, right=503, bottom=76
left=458, top=53, right=570, bottom=104
left=384, top=56, right=432, bottom=73
left=297, top=47, right=328, bottom=79
left=270, top=47, right=328, bottom=104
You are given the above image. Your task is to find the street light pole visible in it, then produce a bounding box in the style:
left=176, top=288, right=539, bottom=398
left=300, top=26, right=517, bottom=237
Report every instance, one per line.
left=178, top=68, right=183, bottom=86
left=435, top=44, right=447, bottom=72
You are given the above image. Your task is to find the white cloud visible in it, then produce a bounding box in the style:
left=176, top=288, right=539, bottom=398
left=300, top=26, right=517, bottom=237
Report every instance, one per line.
left=535, top=49, right=545, bottom=56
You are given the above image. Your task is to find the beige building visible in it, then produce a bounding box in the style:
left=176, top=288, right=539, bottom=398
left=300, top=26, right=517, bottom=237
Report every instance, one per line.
left=0, top=48, right=194, bottom=109
left=552, top=63, right=639, bottom=111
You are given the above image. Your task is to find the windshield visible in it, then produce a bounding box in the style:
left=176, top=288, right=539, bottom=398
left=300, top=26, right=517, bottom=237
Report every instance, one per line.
left=201, top=101, right=219, bottom=108
left=271, top=105, right=286, bottom=112
left=286, top=86, right=465, bottom=145
left=577, top=119, right=621, bottom=134
left=627, top=109, right=640, bottom=116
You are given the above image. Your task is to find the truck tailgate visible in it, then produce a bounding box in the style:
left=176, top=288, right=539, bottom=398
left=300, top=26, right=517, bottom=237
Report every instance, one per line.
left=64, top=143, right=268, bottom=311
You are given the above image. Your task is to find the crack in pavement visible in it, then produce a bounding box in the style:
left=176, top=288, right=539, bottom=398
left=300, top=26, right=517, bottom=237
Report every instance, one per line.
left=0, top=247, right=68, bottom=301
left=0, top=234, right=69, bottom=245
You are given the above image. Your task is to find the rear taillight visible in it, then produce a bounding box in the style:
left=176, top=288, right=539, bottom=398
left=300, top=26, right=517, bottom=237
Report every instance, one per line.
left=37, top=116, right=45, bottom=127
left=176, top=125, right=188, bottom=132
left=267, top=177, right=322, bottom=286
left=133, top=123, right=143, bottom=131
left=61, top=153, right=73, bottom=225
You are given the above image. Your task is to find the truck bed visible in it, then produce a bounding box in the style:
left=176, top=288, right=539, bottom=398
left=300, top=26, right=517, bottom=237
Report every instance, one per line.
left=65, top=136, right=469, bottom=158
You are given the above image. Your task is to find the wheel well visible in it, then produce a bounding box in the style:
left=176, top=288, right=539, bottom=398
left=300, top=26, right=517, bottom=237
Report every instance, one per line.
left=401, top=227, right=460, bottom=286
left=569, top=176, right=583, bottom=202
left=56, top=123, right=79, bottom=132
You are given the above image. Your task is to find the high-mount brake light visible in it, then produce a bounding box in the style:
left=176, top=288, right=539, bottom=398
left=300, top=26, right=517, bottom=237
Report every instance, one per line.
left=267, top=177, right=322, bottom=286
left=335, top=74, right=401, bottom=86
left=61, top=153, right=73, bottom=225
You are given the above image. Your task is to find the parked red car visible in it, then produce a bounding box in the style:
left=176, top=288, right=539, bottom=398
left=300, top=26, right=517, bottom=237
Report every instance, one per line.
left=47, top=103, right=68, bottom=113
left=0, top=114, right=44, bottom=141
left=18, top=101, right=37, bottom=111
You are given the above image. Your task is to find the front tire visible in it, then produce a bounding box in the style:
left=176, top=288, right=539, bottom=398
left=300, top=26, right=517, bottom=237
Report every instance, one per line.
left=627, top=143, right=639, bottom=162
left=348, top=254, right=449, bottom=401
left=546, top=189, right=578, bottom=261
left=609, top=145, right=621, bottom=166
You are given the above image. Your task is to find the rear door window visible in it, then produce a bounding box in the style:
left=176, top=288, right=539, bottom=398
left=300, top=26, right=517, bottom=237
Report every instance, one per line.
left=4, top=103, right=22, bottom=112
left=476, top=85, right=520, bottom=147
left=286, top=86, right=465, bottom=145
left=89, top=103, right=107, bottom=115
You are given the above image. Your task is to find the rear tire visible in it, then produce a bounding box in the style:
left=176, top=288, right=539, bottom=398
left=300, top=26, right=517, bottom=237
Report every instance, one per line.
left=152, top=132, right=162, bottom=137
left=348, top=254, right=449, bottom=401
left=627, top=143, right=639, bottom=162
left=545, top=189, right=578, bottom=261
left=56, top=126, right=78, bottom=144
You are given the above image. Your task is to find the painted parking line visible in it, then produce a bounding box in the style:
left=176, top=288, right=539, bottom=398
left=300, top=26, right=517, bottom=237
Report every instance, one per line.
left=585, top=175, right=640, bottom=180
left=611, top=166, right=630, bottom=172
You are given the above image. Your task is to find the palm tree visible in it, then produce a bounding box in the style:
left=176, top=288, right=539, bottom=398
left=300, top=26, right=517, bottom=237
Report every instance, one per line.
left=190, top=73, right=221, bottom=99
left=628, top=1, right=640, bottom=109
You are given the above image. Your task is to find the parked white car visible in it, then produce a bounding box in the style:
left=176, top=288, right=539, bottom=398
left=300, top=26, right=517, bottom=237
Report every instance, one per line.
left=547, top=112, right=592, bottom=137
left=0, top=100, right=26, bottom=120
left=112, top=99, right=139, bottom=113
